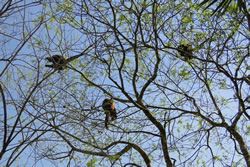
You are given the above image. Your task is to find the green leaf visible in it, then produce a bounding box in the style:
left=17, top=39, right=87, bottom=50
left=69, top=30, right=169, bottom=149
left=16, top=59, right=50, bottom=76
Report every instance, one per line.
left=164, top=42, right=172, bottom=47
left=182, top=16, right=192, bottom=24
left=86, top=158, right=97, bottom=167
left=108, top=155, right=120, bottom=161
left=246, top=126, right=250, bottom=135
left=49, top=16, right=56, bottom=23
left=179, top=69, right=190, bottom=79
left=213, top=156, right=222, bottom=161
left=227, top=2, right=237, bottom=13
left=219, top=80, right=227, bottom=89
left=180, top=39, right=189, bottom=45
left=119, top=14, right=126, bottom=21
left=207, top=79, right=212, bottom=87
left=171, top=68, right=177, bottom=77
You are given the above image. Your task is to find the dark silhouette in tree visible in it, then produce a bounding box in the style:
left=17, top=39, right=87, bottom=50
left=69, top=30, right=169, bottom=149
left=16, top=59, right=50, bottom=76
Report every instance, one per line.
left=45, top=44, right=94, bottom=70
left=177, top=44, right=193, bottom=61
left=102, top=99, right=117, bottom=128
left=45, top=55, right=67, bottom=70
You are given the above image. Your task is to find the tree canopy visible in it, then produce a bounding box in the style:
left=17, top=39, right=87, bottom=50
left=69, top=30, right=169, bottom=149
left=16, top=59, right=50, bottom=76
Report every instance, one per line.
left=0, top=0, right=249, bottom=166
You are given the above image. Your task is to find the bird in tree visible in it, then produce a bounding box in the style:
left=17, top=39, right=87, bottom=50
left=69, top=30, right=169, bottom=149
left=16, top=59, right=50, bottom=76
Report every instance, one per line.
left=177, top=43, right=193, bottom=61
left=102, top=98, right=117, bottom=129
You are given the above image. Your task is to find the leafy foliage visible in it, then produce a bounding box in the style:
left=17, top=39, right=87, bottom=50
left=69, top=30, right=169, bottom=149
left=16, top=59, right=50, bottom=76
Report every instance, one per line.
left=0, top=0, right=249, bottom=167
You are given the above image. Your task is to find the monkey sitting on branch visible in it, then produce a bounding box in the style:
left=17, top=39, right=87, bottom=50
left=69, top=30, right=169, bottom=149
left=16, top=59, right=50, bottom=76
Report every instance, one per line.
left=177, top=43, right=193, bottom=61
left=102, top=98, right=117, bottom=129
left=45, top=55, right=67, bottom=70
left=45, top=54, right=85, bottom=71
left=45, top=44, right=95, bottom=70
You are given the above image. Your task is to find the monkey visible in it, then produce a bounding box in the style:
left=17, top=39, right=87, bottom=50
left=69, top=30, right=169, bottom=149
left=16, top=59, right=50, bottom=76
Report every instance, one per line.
left=177, top=43, right=193, bottom=61
left=45, top=43, right=95, bottom=70
left=45, top=54, right=87, bottom=70
left=102, top=98, right=117, bottom=129
left=45, top=55, right=67, bottom=70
